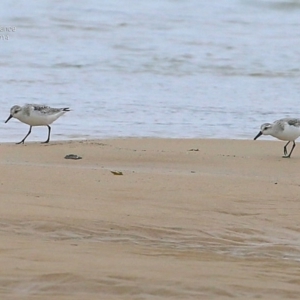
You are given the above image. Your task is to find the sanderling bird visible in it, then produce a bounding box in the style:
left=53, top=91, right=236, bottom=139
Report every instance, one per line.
left=254, top=118, right=300, bottom=158
left=5, top=104, right=70, bottom=144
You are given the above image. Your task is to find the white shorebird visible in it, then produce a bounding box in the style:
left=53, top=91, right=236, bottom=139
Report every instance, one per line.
left=5, top=104, right=70, bottom=144
left=254, top=118, right=300, bottom=158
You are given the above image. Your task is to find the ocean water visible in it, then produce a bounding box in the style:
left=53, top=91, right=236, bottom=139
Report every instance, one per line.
left=1, top=0, right=300, bottom=142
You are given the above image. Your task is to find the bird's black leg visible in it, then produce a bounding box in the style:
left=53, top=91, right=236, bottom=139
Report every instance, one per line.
left=283, top=141, right=296, bottom=158
left=41, top=125, right=51, bottom=144
left=16, top=126, right=32, bottom=144
left=283, top=141, right=290, bottom=157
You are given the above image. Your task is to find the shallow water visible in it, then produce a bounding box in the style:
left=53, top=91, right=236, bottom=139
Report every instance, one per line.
left=1, top=0, right=300, bottom=142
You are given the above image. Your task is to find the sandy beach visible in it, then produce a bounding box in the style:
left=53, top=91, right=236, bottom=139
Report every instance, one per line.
left=1, top=138, right=300, bottom=299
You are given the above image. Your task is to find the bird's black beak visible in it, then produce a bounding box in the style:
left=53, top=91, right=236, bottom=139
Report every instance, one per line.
left=254, top=131, right=263, bottom=140
left=5, top=114, right=12, bottom=123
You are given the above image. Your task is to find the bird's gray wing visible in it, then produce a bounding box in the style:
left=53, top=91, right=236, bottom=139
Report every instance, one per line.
left=286, top=118, right=300, bottom=127
left=30, top=104, right=62, bottom=115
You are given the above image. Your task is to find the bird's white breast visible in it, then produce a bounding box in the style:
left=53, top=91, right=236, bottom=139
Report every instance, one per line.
left=273, top=123, right=300, bottom=141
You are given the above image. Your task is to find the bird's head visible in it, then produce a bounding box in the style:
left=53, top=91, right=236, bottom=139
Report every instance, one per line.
left=5, top=105, right=22, bottom=123
left=254, top=123, right=272, bottom=140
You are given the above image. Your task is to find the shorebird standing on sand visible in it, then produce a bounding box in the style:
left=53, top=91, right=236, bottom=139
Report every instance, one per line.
left=5, top=104, right=70, bottom=144
left=254, top=118, right=300, bottom=158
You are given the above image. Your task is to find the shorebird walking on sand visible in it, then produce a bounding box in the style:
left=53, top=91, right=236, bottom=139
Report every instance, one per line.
left=254, top=118, right=300, bottom=158
left=5, top=104, right=70, bottom=144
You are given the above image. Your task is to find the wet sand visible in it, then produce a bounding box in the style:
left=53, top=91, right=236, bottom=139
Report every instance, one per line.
left=1, top=138, right=300, bottom=299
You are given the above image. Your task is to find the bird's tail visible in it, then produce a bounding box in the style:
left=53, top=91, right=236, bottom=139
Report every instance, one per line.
left=63, top=108, right=71, bottom=112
